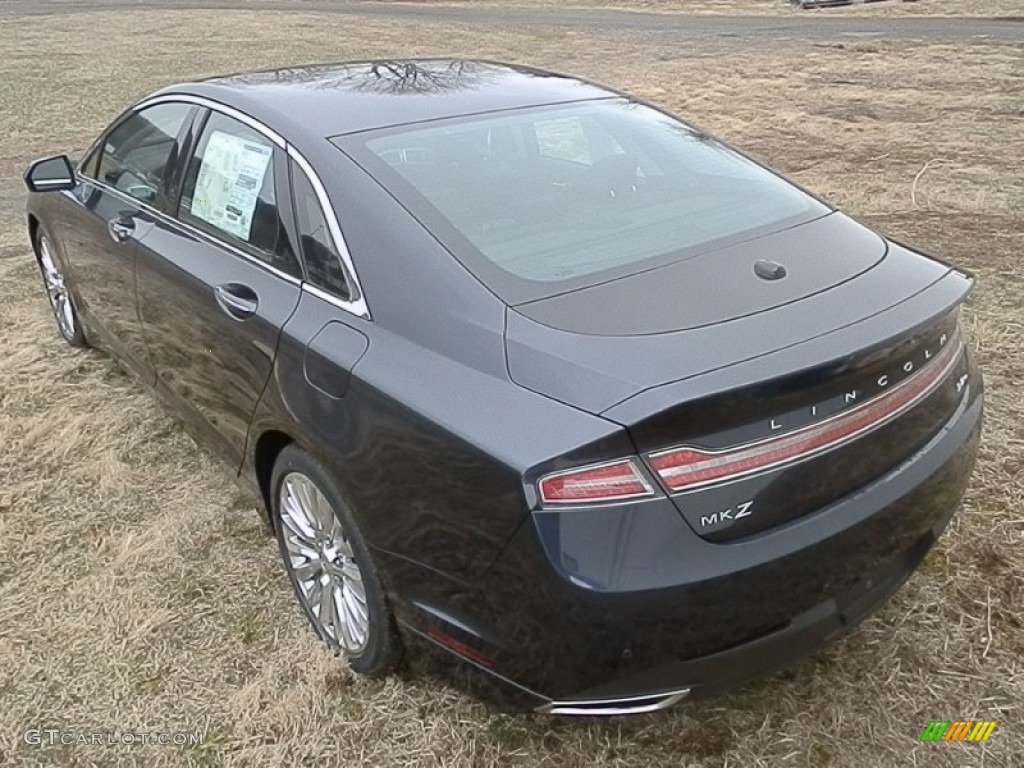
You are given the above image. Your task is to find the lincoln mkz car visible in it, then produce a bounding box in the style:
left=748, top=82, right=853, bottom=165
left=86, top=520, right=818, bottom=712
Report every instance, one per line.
left=24, top=60, right=982, bottom=715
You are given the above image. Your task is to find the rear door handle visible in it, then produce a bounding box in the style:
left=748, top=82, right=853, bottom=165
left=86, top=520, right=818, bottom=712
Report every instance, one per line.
left=214, top=283, right=258, bottom=320
left=107, top=214, right=135, bottom=243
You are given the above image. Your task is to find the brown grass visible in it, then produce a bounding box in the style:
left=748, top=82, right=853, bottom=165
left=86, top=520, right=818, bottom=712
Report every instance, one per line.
left=423, top=0, right=1024, bottom=17
left=0, top=6, right=1022, bottom=768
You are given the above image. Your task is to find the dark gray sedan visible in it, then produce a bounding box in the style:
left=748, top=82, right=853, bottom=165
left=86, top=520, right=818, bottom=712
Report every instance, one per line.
left=24, top=60, right=982, bottom=714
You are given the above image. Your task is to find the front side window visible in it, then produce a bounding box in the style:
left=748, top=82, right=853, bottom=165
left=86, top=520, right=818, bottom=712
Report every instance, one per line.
left=340, top=99, right=828, bottom=304
left=79, top=144, right=101, bottom=179
left=179, top=111, right=299, bottom=276
left=290, top=163, right=350, bottom=299
left=95, top=103, right=194, bottom=210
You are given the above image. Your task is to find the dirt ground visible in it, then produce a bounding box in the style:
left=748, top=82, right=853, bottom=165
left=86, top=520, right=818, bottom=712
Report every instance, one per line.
left=0, top=4, right=1021, bottom=768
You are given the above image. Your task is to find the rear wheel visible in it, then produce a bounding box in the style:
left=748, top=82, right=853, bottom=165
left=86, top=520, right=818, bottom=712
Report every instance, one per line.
left=35, top=228, right=86, bottom=348
left=270, top=445, right=402, bottom=675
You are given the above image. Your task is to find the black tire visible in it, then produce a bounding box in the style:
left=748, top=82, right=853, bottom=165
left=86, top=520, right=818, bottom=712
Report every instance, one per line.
left=34, top=226, right=87, bottom=348
left=270, top=444, right=403, bottom=676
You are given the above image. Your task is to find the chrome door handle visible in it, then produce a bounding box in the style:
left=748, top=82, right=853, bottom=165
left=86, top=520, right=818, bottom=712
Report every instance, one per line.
left=107, top=216, right=134, bottom=243
left=214, top=283, right=258, bottom=320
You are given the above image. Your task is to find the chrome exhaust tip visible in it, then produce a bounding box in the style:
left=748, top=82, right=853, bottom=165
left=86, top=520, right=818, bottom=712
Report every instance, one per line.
left=535, top=687, right=691, bottom=716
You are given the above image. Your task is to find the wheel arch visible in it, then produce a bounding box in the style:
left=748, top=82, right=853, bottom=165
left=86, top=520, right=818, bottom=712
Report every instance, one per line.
left=27, top=213, right=40, bottom=251
left=252, top=428, right=295, bottom=529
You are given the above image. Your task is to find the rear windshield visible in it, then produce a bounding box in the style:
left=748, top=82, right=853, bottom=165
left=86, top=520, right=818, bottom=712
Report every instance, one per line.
left=335, top=99, right=828, bottom=304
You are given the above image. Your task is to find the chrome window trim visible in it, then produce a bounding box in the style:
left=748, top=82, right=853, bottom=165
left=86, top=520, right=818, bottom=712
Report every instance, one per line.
left=75, top=174, right=301, bottom=286
left=75, top=104, right=145, bottom=176
left=131, top=93, right=369, bottom=318
left=287, top=146, right=370, bottom=320
left=302, top=281, right=360, bottom=312
left=74, top=92, right=374, bottom=316
left=168, top=207, right=303, bottom=286
left=75, top=99, right=197, bottom=189
left=76, top=139, right=104, bottom=175
left=133, top=93, right=286, bottom=148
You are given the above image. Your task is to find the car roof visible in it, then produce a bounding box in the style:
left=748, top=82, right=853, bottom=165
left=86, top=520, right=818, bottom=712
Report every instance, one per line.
left=157, top=59, right=617, bottom=139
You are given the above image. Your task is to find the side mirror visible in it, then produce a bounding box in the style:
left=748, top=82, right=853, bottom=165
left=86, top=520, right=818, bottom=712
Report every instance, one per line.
left=24, top=154, right=77, bottom=193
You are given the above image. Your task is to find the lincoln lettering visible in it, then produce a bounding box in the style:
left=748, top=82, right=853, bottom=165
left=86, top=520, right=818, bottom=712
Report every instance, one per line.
left=765, top=332, right=950, bottom=435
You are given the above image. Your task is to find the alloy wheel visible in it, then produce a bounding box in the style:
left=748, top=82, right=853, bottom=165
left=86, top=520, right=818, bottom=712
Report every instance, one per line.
left=278, top=471, right=370, bottom=654
left=38, top=235, right=76, bottom=340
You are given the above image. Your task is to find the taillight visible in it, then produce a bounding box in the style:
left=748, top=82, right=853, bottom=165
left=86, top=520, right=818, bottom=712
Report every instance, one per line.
left=539, top=459, right=655, bottom=505
left=649, top=328, right=964, bottom=492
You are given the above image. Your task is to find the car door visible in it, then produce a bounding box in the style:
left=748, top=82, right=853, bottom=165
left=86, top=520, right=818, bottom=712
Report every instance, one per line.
left=135, top=105, right=303, bottom=469
left=61, top=102, right=197, bottom=381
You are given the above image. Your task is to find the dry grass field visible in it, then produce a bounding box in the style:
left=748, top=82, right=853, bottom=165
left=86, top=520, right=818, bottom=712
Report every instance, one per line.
left=1, top=4, right=1022, bottom=768
left=441, top=0, right=1024, bottom=17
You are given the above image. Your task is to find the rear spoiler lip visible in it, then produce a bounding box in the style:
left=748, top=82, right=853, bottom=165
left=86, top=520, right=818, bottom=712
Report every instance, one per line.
left=600, top=267, right=974, bottom=427
left=882, top=234, right=977, bottom=285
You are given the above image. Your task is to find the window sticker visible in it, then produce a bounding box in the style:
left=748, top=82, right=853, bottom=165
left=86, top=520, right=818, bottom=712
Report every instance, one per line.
left=190, top=130, right=273, bottom=241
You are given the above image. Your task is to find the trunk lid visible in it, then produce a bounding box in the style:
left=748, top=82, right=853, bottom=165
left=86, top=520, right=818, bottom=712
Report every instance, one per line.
left=505, top=215, right=975, bottom=541
left=513, top=213, right=885, bottom=337
left=505, top=213, right=959, bottom=415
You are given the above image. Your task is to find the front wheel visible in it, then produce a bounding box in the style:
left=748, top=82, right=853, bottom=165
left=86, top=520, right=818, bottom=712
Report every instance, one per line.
left=35, top=228, right=87, bottom=348
left=270, top=445, right=403, bottom=676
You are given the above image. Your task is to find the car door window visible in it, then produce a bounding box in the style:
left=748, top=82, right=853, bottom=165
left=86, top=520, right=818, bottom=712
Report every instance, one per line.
left=95, top=103, right=194, bottom=210
left=179, top=111, right=300, bottom=277
left=80, top=143, right=101, bottom=179
left=291, top=162, right=350, bottom=299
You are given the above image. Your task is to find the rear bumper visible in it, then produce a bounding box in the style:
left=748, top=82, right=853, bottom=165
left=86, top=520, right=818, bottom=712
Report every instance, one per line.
left=525, top=521, right=934, bottom=715
left=537, top=501, right=949, bottom=712
left=410, top=366, right=983, bottom=710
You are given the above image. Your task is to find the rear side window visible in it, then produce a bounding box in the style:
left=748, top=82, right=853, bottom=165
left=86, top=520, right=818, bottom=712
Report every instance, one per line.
left=290, top=163, right=350, bottom=299
left=179, top=111, right=299, bottom=277
left=95, top=103, right=194, bottom=211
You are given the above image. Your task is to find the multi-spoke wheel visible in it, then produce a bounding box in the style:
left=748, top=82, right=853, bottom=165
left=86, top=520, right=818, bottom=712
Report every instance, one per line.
left=35, top=229, right=86, bottom=347
left=279, top=472, right=370, bottom=654
left=271, top=445, right=402, bottom=675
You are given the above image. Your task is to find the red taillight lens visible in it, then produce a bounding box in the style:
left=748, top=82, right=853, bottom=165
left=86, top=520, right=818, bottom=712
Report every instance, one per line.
left=539, top=459, right=654, bottom=505
left=650, top=330, right=964, bottom=492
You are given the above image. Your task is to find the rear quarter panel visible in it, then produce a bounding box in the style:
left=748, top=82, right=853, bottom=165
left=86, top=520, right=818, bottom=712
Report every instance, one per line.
left=243, top=146, right=633, bottom=584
